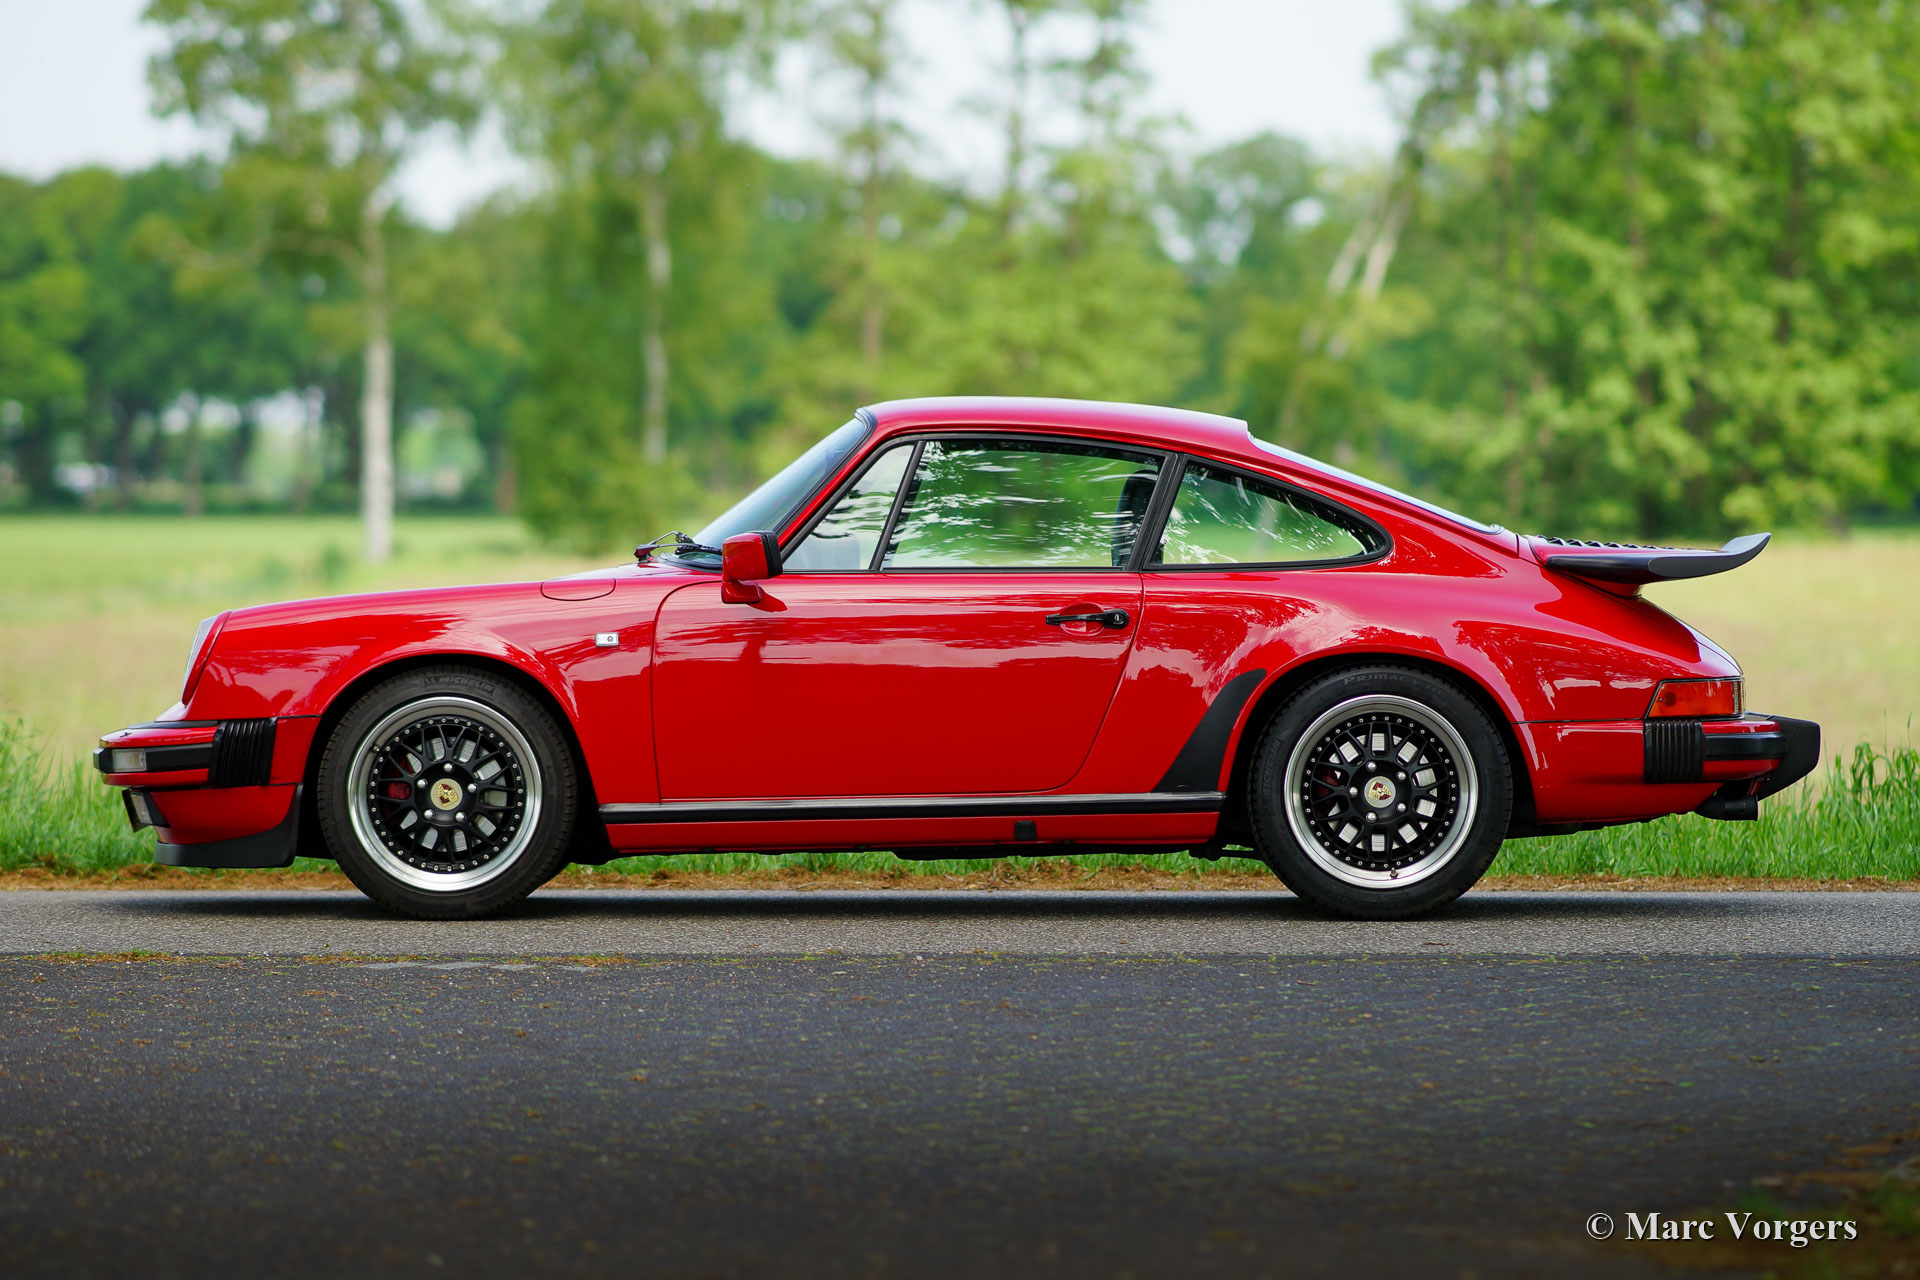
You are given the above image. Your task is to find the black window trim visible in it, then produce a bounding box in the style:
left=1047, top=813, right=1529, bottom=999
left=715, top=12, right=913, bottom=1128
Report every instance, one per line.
left=780, top=429, right=1179, bottom=575
left=1138, top=454, right=1393, bottom=573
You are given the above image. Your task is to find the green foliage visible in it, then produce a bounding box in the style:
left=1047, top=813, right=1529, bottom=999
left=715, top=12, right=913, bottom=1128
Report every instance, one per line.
left=1374, top=0, right=1920, bottom=536
left=6, top=0, right=1920, bottom=542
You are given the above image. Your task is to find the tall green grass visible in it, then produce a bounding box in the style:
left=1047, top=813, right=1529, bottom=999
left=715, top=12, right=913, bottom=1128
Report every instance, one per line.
left=1489, top=742, right=1920, bottom=880
left=0, top=720, right=149, bottom=873
left=3, top=718, right=1915, bottom=881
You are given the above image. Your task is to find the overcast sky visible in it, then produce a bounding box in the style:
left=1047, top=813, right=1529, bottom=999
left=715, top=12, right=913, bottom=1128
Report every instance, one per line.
left=0, top=0, right=1408, bottom=227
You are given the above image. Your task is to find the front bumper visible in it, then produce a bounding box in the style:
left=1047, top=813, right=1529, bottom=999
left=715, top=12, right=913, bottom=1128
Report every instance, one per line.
left=94, top=718, right=277, bottom=789
left=96, top=717, right=308, bottom=869
left=1643, top=713, right=1821, bottom=821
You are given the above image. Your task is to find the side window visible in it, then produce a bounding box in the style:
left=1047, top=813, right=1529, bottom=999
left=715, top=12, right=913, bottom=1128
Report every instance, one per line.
left=1154, top=462, right=1373, bottom=566
left=784, top=445, right=912, bottom=571
left=884, top=440, right=1162, bottom=569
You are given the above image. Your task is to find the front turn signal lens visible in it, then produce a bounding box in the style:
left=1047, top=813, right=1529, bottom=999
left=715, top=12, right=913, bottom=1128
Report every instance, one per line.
left=109, top=748, right=148, bottom=773
left=1647, top=678, right=1743, bottom=718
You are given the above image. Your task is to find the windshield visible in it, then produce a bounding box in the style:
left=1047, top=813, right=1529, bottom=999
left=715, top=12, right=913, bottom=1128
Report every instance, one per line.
left=1252, top=438, right=1505, bottom=536
left=678, top=417, right=873, bottom=565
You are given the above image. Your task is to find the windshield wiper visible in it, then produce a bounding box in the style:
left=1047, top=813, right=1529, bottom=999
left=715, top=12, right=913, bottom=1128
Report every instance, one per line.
left=634, top=531, right=722, bottom=564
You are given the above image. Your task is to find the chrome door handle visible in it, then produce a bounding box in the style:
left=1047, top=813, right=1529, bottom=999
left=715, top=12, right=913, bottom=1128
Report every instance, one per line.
left=1044, top=608, right=1130, bottom=629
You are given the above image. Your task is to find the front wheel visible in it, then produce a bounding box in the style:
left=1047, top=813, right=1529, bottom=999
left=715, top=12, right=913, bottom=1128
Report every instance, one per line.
left=316, top=666, right=578, bottom=919
left=1248, top=667, right=1511, bottom=919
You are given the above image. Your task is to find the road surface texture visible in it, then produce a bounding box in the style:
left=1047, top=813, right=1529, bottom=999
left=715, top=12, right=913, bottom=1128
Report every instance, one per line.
left=3, top=890, right=1917, bottom=1279
left=3, top=886, right=1919, bottom=955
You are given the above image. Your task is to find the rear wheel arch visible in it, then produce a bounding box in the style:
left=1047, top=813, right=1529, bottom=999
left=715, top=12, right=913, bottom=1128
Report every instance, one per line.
left=1216, top=652, right=1535, bottom=843
left=297, top=653, right=611, bottom=866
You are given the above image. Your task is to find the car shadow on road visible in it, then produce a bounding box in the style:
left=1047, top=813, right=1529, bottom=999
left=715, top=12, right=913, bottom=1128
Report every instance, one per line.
left=95, top=886, right=1821, bottom=927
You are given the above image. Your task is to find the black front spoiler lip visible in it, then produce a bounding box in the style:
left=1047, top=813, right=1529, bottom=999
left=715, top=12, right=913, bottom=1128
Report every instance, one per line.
left=1694, top=716, right=1821, bottom=821
left=152, top=785, right=304, bottom=870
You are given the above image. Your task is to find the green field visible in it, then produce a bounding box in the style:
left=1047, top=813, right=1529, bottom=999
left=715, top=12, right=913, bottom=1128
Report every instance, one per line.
left=1, top=514, right=1915, bottom=881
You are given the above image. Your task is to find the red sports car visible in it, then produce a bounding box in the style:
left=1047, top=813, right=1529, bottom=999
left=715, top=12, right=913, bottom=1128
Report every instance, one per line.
left=96, top=397, right=1818, bottom=919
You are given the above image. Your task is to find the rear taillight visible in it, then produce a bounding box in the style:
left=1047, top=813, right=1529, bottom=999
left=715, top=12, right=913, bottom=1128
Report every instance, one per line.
left=1647, top=678, right=1743, bottom=718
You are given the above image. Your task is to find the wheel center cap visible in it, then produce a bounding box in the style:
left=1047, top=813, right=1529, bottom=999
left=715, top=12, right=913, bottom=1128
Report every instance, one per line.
left=428, top=778, right=463, bottom=811
left=1364, top=777, right=1397, bottom=808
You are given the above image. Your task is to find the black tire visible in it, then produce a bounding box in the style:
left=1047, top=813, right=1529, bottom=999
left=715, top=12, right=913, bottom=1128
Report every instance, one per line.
left=1247, top=666, right=1511, bottom=920
left=316, top=665, right=578, bottom=919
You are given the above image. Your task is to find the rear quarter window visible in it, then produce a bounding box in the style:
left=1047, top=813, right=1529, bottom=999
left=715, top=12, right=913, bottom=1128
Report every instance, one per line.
left=1153, top=462, right=1385, bottom=567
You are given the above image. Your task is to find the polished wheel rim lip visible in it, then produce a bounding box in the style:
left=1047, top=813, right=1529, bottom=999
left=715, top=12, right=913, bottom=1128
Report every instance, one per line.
left=346, top=695, right=543, bottom=894
left=1282, top=694, right=1479, bottom=890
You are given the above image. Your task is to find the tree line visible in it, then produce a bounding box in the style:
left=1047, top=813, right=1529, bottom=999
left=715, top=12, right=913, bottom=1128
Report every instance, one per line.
left=2, top=0, right=1917, bottom=556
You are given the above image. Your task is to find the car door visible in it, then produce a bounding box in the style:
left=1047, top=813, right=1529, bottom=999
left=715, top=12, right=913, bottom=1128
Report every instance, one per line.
left=651, top=434, right=1166, bottom=800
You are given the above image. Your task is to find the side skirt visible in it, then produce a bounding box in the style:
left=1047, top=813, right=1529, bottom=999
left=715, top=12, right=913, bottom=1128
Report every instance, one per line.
left=599, top=793, right=1224, bottom=825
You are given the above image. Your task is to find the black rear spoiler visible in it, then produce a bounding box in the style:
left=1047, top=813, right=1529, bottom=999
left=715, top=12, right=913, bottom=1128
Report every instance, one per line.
left=1533, top=532, right=1770, bottom=586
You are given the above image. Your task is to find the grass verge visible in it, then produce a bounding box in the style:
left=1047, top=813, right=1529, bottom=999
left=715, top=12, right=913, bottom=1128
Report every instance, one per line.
left=5, top=720, right=1916, bottom=885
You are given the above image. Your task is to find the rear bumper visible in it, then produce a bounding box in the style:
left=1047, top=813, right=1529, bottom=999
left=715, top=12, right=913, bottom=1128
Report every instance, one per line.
left=1670, top=714, right=1821, bottom=821
left=97, top=717, right=316, bottom=869
left=1518, top=712, right=1820, bottom=827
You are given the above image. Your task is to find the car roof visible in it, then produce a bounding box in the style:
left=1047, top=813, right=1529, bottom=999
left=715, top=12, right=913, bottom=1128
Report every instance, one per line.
left=860, top=396, right=1512, bottom=545
left=862, top=397, right=1257, bottom=460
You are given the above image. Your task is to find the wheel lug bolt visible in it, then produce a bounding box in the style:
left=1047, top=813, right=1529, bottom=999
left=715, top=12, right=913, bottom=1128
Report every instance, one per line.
left=1397, top=772, right=1406, bottom=780
left=444, top=764, right=453, bottom=772
left=467, top=783, right=476, bottom=792
left=416, top=779, right=426, bottom=788
left=454, top=812, right=464, bottom=822
left=1348, top=787, right=1358, bottom=796
left=1397, top=803, right=1406, bottom=812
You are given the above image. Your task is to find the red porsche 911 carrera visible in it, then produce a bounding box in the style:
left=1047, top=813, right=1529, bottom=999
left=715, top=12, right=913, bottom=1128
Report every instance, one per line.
left=96, top=397, right=1818, bottom=919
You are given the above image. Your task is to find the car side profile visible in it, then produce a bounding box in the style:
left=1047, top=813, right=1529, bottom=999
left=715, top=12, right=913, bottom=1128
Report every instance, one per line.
left=96, top=397, right=1819, bottom=919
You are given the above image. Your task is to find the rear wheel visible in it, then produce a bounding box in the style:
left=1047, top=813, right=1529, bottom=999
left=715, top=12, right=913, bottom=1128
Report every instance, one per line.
left=1248, top=667, right=1511, bottom=919
left=316, top=666, right=577, bottom=919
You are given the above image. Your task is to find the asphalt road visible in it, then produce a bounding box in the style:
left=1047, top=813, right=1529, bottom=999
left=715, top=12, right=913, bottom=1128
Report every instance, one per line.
left=4, top=891, right=1918, bottom=1279
left=2, top=887, right=1918, bottom=955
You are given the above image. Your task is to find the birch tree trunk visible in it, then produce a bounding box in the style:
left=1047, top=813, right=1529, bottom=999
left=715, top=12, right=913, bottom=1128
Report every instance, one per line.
left=999, top=2, right=1034, bottom=236
left=111, top=401, right=136, bottom=512
left=182, top=394, right=204, bottom=519
left=360, top=190, right=395, bottom=565
left=639, top=162, right=672, bottom=465
left=859, top=55, right=885, bottom=389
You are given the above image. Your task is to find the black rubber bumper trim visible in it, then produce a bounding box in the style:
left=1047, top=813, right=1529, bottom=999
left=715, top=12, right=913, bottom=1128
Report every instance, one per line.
left=1754, top=715, right=1820, bottom=800
left=1703, top=731, right=1790, bottom=761
left=1644, top=717, right=1801, bottom=783
left=1692, top=715, right=1821, bottom=821
left=122, top=789, right=171, bottom=832
left=1644, top=720, right=1706, bottom=783
left=93, top=743, right=214, bottom=774
left=600, top=793, right=1226, bottom=825
left=155, top=785, right=302, bottom=869
left=209, top=718, right=277, bottom=788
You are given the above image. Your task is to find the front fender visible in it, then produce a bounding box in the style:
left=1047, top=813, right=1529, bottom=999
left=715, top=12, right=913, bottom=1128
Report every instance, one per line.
left=177, top=578, right=671, bottom=806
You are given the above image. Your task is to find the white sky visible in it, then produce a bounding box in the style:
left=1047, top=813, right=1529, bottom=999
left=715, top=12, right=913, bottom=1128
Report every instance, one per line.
left=0, top=0, right=1407, bottom=227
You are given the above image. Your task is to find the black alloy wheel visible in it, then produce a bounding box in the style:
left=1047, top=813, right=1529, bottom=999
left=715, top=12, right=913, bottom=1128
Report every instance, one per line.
left=317, top=665, right=577, bottom=919
left=1248, top=666, right=1511, bottom=919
